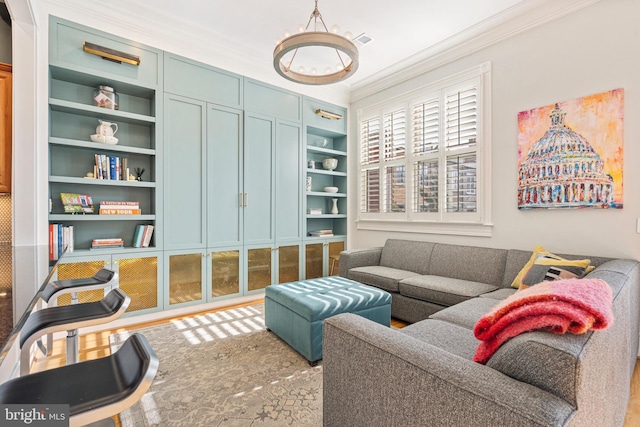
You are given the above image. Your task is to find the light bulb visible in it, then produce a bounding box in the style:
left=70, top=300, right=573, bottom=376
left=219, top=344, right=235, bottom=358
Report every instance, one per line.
left=310, top=68, right=318, bottom=75
left=324, top=66, right=333, bottom=74
left=275, top=38, right=282, bottom=46
left=344, top=31, right=353, bottom=40
left=283, top=29, right=291, bottom=38
left=297, top=24, right=305, bottom=33
left=336, top=63, right=344, bottom=71
left=297, top=65, right=306, bottom=74
left=330, top=24, right=340, bottom=34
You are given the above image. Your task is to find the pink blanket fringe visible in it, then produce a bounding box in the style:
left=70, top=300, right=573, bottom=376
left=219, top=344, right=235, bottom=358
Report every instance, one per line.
left=473, top=278, right=613, bottom=364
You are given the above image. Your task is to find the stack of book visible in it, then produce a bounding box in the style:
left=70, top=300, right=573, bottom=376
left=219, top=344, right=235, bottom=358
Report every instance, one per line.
left=49, top=223, right=74, bottom=261
left=91, top=238, right=124, bottom=250
left=308, top=229, right=334, bottom=237
left=132, top=224, right=154, bottom=248
left=99, top=201, right=141, bottom=215
left=93, top=154, right=129, bottom=181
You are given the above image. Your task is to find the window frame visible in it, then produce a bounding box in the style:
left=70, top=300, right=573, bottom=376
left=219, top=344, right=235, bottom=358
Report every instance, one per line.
left=356, top=62, right=492, bottom=236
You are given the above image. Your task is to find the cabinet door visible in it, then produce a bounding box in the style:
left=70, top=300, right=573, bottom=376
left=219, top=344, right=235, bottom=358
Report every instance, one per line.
left=208, top=247, right=242, bottom=301
left=164, top=94, right=207, bottom=249
left=165, top=249, right=206, bottom=307
left=112, top=252, right=161, bottom=314
left=243, top=113, right=274, bottom=245
left=275, top=120, right=302, bottom=241
left=207, top=105, right=243, bottom=247
left=0, top=66, right=11, bottom=193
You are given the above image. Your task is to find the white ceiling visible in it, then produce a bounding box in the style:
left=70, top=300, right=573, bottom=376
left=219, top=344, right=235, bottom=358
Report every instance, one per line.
left=25, top=0, right=598, bottom=102
left=112, top=0, right=581, bottom=87
left=130, top=0, right=526, bottom=87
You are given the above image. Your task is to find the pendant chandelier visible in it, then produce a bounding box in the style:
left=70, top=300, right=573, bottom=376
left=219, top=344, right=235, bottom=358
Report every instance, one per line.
left=273, top=0, right=359, bottom=85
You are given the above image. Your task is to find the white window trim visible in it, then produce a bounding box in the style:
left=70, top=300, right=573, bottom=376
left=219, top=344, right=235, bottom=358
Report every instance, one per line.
left=356, top=62, right=493, bottom=237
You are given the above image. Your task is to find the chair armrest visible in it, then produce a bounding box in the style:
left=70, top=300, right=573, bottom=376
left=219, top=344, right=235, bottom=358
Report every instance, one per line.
left=338, top=247, right=383, bottom=277
left=323, top=313, right=575, bottom=427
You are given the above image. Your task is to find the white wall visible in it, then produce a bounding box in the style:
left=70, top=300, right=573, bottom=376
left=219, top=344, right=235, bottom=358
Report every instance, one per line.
left=348, top=0, right=640, bottom=260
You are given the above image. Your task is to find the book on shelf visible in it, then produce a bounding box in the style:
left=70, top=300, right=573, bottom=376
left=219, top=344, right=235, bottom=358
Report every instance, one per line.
left=100, top=201, right=139, bottom=207
left=99, top=208, right=142, bottom=215
left=49, top=223, right=74, bottom=261
left=60, top=193, right=94, bottom=214
left=93, top=154, right=129, bottom=181
left=132, top=224, right=154, bottom=248
left=308, top=229, right=334, bottom=237
left=91, top=237, right=124, bottom=250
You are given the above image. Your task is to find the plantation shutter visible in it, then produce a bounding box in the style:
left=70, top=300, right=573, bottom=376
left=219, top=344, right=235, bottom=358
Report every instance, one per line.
left=360, top=118, right=381, bottom=213
left=412, top=98, right=439, bottom=155
left=383, top=109, right=406, bottom=160
left=446, top=154, right=477, bottom=213
left=445, top=86, right=477, bottom=150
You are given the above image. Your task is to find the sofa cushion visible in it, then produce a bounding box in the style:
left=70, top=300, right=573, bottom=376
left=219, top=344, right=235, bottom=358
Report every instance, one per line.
left=398, top=275, right=498, bottom=307
left=348, top=266, right=420, bottom=293
left=429, top=297, right=498, bottom=329
left=379, top=239, right=435, bottom=274
left=502, top=249, right=534, bottom=288
left=429, top=243, right=507, bottom=286
left=399, top=319, right=478, bottom=360
left=481, top=288, right=517, bottom=300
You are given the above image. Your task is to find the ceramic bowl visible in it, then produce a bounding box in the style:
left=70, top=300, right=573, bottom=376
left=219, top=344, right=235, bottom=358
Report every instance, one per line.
left=322, top=158, right=338, bottom=171
left=90, top=134, right=119, bottom=145
left=323, top=186, right=339, bottom=193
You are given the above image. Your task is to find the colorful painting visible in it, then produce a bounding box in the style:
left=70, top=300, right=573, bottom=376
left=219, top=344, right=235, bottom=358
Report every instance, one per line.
left=517, top=89, right=624, bottom=209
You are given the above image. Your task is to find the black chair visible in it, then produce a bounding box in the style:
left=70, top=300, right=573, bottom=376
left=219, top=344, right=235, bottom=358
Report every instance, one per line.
left=0, top=333, right=158, bottom=427
left=20, top=288, right=130, bottom=375
left=38, top=269, right=119, bottom=357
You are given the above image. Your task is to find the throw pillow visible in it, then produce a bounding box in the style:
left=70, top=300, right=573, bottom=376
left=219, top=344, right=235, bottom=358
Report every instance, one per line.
left=510, top=245, right=553, bottom=289
left=520, top=257, right=592, bottom=290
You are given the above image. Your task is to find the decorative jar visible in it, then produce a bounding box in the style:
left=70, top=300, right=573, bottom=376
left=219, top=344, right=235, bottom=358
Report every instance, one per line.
left=93, top=85, right=119, bottom=110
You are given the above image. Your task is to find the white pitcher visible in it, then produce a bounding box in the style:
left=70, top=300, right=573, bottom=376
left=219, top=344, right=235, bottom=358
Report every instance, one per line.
left=96, top=119, right=118, bottom=137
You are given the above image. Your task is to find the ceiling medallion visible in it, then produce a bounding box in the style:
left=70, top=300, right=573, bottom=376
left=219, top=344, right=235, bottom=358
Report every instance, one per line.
left=273, top=0, right=359, bottom=85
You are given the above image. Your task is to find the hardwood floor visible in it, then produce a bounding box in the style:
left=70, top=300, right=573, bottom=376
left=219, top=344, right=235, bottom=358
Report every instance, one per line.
left=30, top=302, right=640, bottom=426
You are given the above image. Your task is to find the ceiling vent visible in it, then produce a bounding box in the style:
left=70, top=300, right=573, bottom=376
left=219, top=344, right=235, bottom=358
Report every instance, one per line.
left=353, top=33, right=373, bottom=47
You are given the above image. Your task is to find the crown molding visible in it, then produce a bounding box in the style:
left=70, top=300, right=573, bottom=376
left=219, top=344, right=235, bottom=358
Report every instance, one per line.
left=349, top=0, right=601, bottom=103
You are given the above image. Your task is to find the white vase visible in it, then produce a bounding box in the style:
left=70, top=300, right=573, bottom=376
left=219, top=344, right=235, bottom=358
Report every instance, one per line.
left=331, top=198, right=339, bottom=215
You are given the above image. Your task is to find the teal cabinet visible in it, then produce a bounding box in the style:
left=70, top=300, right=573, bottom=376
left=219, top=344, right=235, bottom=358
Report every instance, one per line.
left=304, top=238, right=345, bottom=279
left=164, top=249, right=206, bottom=308
left=275, top=120, right=303, bottom=241
left=163, top=94, right=207, bottom=250
left=243, top=113, right=275, bottom=245
left=164, top=53, right=243, bottom=109
left=207, top=106, right=244, bottom=247
left=48, top=17, right=161, bottom=258
left=55, top=251, right=162, bottom=316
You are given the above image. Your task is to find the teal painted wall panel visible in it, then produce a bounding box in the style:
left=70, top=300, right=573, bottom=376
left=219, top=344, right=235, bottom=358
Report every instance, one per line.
left=49, top=17, right=161, bottom=87
left=303, top=96, right=347, bottom=134
left=275, top=121, right=302, bottom=241
left=243, top=114, right=274, bottom=244
left=164, top=54, right=242, bottom=109
left=207, top=105, right=243, bottom=246
left=244, top=79, right=301, bottom=122
left=164, top=94, right=206, bottom=248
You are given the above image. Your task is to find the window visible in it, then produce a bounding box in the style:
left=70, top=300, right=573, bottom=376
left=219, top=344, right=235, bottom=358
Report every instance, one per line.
left=357, top=64, right=491, bottom=235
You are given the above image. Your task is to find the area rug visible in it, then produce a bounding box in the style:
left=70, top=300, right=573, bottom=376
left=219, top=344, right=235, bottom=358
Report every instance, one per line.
left=111, top=304, right=323, bottom=427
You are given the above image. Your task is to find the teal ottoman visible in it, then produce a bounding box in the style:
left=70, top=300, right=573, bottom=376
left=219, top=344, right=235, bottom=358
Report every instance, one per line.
left=265, top=276, right=391, bottom=364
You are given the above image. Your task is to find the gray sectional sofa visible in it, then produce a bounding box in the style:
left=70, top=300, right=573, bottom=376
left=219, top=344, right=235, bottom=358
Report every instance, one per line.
left=324, top=239, right=640, bottom=426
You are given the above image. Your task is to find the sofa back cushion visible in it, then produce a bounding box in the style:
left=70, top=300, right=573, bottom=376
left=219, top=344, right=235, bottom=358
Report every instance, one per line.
left=428, top=244, right=507, bottom=286
left=380, top=239, right=435, bottom=275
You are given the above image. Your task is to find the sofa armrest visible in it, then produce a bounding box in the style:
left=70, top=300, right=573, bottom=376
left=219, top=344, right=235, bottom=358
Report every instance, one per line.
left=338, top=247, right=383, bottom=278
left=323, top=314, right=575, bottom=427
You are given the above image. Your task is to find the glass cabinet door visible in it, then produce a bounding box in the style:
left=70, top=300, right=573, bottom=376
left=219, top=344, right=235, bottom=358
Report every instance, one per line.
left=115, top=254, right=160, bottom=313
left=328, top=241, right=344, bottom=276
left=168, top=252, right=203, bottom=305
left=305, top=243, right=324, bottom=280
left=278, top=245, right=299, bottom=284
left=247, top=247, right=272, bottom=292
left=210, top=249, right=241, bottom=298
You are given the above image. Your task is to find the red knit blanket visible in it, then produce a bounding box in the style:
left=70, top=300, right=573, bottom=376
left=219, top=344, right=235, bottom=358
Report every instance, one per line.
left=473, top=278, right=613, bottom=364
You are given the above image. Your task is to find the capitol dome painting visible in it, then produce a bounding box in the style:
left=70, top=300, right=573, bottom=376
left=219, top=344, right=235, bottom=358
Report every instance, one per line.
left=517, top=89, right=624, bottom=209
